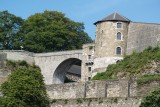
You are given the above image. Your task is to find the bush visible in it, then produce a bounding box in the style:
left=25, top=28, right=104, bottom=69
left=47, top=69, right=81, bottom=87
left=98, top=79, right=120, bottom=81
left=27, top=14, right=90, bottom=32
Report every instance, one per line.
left=0, top=61, right=50, bottom=107
left=140, top=88, right=160, bottom=107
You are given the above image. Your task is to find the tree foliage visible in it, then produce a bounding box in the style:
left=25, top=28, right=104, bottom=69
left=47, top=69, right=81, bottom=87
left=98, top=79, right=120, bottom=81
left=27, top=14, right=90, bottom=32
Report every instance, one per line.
left=19, top=10, right=92, bottom=53
left=0, top=10, right=24, bottom=49
left=140, top=88, right=160, bottom=107
left=0, top=61, right=49, bottom=107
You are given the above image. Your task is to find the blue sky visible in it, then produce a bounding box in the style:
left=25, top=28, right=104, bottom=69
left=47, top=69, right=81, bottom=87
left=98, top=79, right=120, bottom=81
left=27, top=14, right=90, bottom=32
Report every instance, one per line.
left=0, top=0, right=160, bottom=39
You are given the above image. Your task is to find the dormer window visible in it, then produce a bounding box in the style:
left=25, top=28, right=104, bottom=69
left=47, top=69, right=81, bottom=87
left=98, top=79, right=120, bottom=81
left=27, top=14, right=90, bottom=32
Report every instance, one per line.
left=117, top=32, right=122, bottom=40
left=117, top=22, right=122, bottom=28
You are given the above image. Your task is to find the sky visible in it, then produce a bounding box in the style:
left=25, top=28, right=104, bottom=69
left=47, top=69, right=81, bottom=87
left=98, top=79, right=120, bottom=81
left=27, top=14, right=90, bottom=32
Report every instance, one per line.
left=0, top=0, right=160, bottom=40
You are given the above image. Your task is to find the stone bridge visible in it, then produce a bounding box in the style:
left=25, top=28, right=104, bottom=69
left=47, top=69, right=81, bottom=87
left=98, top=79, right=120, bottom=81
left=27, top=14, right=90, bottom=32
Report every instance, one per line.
left=0, top=50, right=82, bottom=85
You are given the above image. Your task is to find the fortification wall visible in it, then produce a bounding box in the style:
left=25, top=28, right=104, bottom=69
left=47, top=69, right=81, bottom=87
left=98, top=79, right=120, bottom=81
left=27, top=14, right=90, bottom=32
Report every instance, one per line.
left=127, top=22, right=160, bottom=55
left=0, top=50, right=34, bottom=64
left=46, top=80, right=160, bottom=100
left=51, top=97, right=142, bottom=107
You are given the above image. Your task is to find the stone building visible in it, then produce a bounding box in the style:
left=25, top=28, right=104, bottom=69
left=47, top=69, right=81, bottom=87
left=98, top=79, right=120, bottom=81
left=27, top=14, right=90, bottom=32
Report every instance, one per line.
left=81, top=12, right=160, bottom=81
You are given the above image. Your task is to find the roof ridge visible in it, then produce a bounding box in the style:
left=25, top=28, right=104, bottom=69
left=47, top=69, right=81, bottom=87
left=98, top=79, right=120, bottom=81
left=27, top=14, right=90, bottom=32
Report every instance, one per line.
left=94, top=12, right=131, bottom=25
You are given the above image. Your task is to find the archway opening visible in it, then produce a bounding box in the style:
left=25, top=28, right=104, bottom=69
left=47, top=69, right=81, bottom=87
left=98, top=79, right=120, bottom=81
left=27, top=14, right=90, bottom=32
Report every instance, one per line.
left=53, top=58, right=81, bottom=84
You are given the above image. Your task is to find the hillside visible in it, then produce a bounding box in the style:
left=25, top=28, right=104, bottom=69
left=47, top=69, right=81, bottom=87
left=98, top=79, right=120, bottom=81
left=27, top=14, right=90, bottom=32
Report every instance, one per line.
left=93, top=47, right=160, bottom=84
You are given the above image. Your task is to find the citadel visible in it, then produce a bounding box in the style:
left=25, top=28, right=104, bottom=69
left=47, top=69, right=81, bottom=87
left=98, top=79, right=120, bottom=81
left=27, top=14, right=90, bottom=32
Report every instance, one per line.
left=0, top=12, right=160, bottom=85
left=0, top=12, right=160, bottom=107
left=82, top=12, right=160, bottom=81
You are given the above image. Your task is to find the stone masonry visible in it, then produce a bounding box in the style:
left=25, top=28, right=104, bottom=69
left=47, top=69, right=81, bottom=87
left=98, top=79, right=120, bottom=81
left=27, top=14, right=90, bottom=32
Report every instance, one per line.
left=81, top=12, right=160, bottom=81
left=0, top=12, right=160, bottom=84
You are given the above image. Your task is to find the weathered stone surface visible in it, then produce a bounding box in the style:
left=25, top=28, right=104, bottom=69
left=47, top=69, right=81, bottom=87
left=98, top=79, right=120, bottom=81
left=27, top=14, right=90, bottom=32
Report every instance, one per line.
left=51, top=97, right=142, bottom=107
left=127, top=22, right=160, bottom=54
left=46, top=80, right=160, bottom=100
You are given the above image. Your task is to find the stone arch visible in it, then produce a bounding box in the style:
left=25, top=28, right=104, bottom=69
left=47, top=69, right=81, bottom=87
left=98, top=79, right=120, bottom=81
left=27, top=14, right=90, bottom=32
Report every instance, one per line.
left=52, top=58, right=81, bottom=84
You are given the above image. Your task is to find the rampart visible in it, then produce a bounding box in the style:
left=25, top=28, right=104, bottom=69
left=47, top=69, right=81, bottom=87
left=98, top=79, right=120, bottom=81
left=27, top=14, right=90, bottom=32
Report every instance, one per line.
left=46, top=80, right=160, bottom=100
left=51, top=97, right=142, bottom=107
left=127, top=22, right=160, bottom=55
left=0, top=50, right=34, bottom=64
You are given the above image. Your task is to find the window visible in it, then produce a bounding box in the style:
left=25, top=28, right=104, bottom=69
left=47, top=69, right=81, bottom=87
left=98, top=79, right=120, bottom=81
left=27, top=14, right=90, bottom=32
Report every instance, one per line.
left=117, top=32, right=122, bottom=40
left=116, top=47, right=122, bottom=55
left=88, top=55, right=91, bottom=59
left=88, top=67, right=92, bottom=72
left=101, top=30, right=103, bottom=33
left=117, top=22, right=122, bottom=28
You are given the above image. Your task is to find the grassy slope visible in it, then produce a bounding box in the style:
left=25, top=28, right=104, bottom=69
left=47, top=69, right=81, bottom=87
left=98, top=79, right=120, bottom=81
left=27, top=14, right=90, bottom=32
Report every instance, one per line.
left=92, top=47, right=160, bottom=84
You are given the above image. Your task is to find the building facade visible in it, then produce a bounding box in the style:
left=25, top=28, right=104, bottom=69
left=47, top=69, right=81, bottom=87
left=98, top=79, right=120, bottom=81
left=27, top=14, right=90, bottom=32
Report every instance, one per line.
left=81, top=12, right=160, bottom=81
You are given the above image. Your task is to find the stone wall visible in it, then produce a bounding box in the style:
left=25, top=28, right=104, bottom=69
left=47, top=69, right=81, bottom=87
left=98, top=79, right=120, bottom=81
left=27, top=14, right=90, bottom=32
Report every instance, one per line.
left=51, top=97, right=142, bottom=107
left=47, top=80, right=127, bottom=100
left=81, top=43, right=95, bottom=82
left=127, top=22, right=160, bottom=55
left=0, top=50, right=34, bottom=65
left=46, top=80, right=160, bottom=100
left=94, top=21, right=129, bottom=57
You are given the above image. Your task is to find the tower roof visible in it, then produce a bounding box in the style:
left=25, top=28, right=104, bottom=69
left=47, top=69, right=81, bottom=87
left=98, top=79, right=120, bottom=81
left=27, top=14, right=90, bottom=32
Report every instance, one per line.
left=94, top=12, right=131, bottom=25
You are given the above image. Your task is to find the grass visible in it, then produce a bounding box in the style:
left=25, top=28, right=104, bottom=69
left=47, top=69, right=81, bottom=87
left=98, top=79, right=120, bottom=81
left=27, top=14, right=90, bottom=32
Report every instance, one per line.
left=137, top=74, right=160, bottom=85
left=92, top=46, right=160, bottom=81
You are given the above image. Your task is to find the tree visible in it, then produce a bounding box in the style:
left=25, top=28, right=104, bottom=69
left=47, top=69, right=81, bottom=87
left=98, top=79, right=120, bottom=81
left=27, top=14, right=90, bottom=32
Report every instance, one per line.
left=19, top=10, right=92, bottom=53
left=140, top=88, right=160, bottom=107
left=0, top=62, right=50, bottom=107
left=0, top=10, right=24, bottom=49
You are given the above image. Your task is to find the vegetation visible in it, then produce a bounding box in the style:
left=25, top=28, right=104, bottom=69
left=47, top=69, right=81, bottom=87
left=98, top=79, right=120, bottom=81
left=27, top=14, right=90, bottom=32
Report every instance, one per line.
left=0, top=10, right=24, bottom=49
left=140, top=88, right=160, bottom=107
left=0, top=10, right=92, bottom=52
left=0, top=60, right=50, bottom=107
left=93, top=47, right=160, bottom=82
left=137, top=74, right=160, bottom=85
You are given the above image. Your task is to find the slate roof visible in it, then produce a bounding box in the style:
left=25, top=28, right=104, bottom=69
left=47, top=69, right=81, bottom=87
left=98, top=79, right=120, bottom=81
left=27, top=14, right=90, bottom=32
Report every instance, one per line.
left=94, top=12, right=131, bottom=25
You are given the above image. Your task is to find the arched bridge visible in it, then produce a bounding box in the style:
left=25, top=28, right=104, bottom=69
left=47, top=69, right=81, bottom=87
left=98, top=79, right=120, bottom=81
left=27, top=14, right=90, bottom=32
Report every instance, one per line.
left=1, top=50, right=82, bottom=85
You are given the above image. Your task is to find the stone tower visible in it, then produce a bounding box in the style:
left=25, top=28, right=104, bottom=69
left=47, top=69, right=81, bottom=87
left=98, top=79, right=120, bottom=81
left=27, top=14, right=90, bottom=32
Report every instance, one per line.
left=81, top=13, right=131, bottom=81
left=93, top=13, right=131, bottom=74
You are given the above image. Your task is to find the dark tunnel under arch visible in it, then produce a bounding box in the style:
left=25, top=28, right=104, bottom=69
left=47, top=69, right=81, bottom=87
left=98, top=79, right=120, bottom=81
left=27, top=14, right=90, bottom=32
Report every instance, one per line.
left=52, top=58, right=81, bottom=84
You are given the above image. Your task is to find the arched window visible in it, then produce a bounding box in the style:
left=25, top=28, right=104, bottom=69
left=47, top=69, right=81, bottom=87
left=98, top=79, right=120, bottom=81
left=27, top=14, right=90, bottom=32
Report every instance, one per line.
left=117, top=32, right=122, bottom=40
left=117, top=22, right=122, bottom=28
left=116, top=47, right=122, bottom=55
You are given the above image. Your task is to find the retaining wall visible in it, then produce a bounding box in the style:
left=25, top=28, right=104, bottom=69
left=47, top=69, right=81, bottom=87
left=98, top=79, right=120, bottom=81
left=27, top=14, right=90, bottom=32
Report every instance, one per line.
left=46, top=80, right=160, bottom=100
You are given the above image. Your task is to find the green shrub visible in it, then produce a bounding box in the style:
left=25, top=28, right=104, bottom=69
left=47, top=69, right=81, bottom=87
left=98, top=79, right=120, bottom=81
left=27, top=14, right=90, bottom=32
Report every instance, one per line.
left=18, top=60, right=28, bottom=67
left=6, top=60, right=16, bottom=68
left=140, top=88, right=160, bottom=107
left=0, top=61, right=49, bottom=107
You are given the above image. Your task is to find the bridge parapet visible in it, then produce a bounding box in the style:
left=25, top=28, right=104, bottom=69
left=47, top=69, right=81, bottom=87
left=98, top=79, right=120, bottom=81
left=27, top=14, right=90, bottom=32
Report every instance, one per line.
left=0, top=50, right=83, bottom=85
left=34, top=50, right=82, bottom=57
